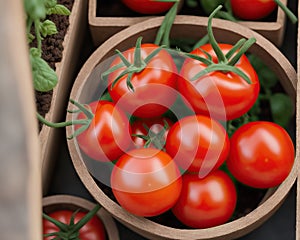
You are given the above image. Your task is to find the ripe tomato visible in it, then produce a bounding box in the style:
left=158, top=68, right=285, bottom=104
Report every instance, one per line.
left=179, top=44, right=260, bottom=120
left=111, top=148, right=182, bottom=217
left=172, top=170, right=237, bottom=228
left=231, top=0, right=277, bottom=20
left=121, top=0, right=175, bottom=14
left=43, top=210, right=106, bottom=240
left=227, top=121, right=295, bottom=188
left=131, top=116, right=174, bottom=149
left=76, top=100, right=132, bottom=161
left=107, top=43, right=178, bottom=118
left=165, top=115, right=230, bottom=176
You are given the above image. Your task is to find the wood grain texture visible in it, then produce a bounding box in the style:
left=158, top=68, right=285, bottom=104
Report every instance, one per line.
left=296, top=3, right=300, bottom=240
left=40, top=0, right=88, bottom=194
left=66, top=16, right=298, bottom=240
left=0, top=0, right=42, bottom=239
left=89, top=0, right=287, bottom=47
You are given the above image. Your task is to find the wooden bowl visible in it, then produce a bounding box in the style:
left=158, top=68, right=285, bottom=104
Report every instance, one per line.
left=66, top=16, right=298, bottom=239
left=89, top=0, right=287, bottom=47
left=42, top=195, right=120, bottom=240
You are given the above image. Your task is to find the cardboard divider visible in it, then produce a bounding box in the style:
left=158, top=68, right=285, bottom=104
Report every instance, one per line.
left=40, top=0, right=89, bottom=194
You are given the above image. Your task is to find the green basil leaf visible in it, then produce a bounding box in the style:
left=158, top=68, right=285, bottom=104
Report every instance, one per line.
left=40, top=20, right=58, bottom=37
left=24, top=0, right=46, bottom=20
left=30, top=48, right=58, bottom=92
left=27, top=33, right=35, bottom=43
left=44, top=0, right=57, bottom=9
left=46, top=4, right=71, bottom=15
left=270, top=93, right=294, bottom=128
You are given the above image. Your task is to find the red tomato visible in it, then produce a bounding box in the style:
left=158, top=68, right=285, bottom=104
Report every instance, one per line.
left=111, top=148, right=182, bottom=217
left=121, top=0, right=175, bottom=14
left=76, top=100, right=132, bottom=161
left=165, top=115, right=230, bottom=176
left=131, top=117, right=174, bottom=149
left=179, top=44, right=260, bottom=121
left=107, top=43, right=178, bottom=118
left=227, top=121, right=295, bottom=188
left=231, top=0, right=277, bottom=20
left=172, top=170, right=237, bottom=228
left=43, top=210, right=106, bottom=240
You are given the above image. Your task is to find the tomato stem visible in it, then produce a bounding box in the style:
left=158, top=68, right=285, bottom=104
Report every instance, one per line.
left=207, top=5, right=227, bottom=64
left=154, top=1, right=179, bottom=47
left=37, top=99, right=94, bottom=139
left=43, top=204, right=101, bottom=240
left=274, top=0, right=297, bottom=24
left=103, top=37, right=164, bottom=92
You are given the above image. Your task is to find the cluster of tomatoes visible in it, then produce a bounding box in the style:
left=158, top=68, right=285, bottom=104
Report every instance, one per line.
left=120, top=0, right=280, bottom=21
left=73, top=32, right=295, bottom=229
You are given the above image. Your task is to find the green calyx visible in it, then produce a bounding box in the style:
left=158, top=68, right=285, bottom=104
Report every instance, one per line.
left=37, top=99, right=94, bottom=139
left=187, top=5, right=256, bottom=84
left=102, top=37, right=164, bottom=92
left=132, top=120, right=170, bottom=150
left=43, top=204, right=101, bottom=240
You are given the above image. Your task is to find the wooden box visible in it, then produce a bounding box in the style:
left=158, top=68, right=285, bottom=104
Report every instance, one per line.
left=88, top=0, right=288, bottom=47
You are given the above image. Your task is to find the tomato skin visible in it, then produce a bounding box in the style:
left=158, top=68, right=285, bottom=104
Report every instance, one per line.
left=179, top=44, right=260, bottom=121
left=131, top=117, right=174, bottom=149
left=108, top=43, right=178, bottom=118
left=121, top=0, right=174, bottom=14
left=165, top=115, right=230, bottom=176
left=172, top=170, right=237, bottom=228
left=111, top=148, right=182, bottom=217
left=76, top=100, right=132, bottom=161
left=231, top=0, right=277, bottom=20
left=43, top=210, right=106, bottom=240
left=227, top=121, right=295, bottom=188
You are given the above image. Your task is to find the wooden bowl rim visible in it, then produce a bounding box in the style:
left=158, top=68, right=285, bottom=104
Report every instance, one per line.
left=66, top=16, right=298, bottom=240
left=42, top=195, right=120, bottom=240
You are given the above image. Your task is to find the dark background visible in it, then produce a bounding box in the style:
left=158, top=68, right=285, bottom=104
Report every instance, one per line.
left=46, top=0, right=298, bottom=239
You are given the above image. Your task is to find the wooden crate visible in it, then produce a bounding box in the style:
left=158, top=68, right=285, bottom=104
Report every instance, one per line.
left=89, top=0, right=287, bottom=47
left=0, top=1, right=42, bottom=239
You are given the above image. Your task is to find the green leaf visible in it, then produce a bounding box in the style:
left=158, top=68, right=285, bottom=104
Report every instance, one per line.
left=44, top=0, right=57, bottom=9
left=24, top=0, right=46, bottom=20
left=270, top=93, right=294, bottom=128
left=248, top=54, right=278, bottom=89
left=27, top=33, right=35, bottom=43
left=30, top=48, right=58, bottom=92
left=40, top=20, right=58, bottom=37
left=47, top=4, right=71, bottom=15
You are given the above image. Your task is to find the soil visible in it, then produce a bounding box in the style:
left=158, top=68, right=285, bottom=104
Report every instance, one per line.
left=34, top=0, right=75, bottom=131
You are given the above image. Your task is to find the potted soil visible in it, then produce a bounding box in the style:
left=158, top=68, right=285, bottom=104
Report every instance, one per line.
left=65, top=10, right=297, bottom=240
left=24, top=0, right=89, bottom=192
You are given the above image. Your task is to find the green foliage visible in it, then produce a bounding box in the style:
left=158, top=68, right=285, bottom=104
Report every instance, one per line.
left=24, top=0, right=71, bottom=92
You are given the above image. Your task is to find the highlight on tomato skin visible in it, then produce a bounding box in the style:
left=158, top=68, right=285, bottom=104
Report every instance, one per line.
left=172, top=170, right=237, bottom=229
left=75, top=100, right=132, bottom=162
left=179, top=43, right=260, bottom=121
left=107, top=43, right=178, bottom=119
left=110, top=148, right=182, bottom=217
left=165, top=114, right=230, bottom=177
left=230, top=0, right=277, bottom=20
left=226, top=121, right=295, bottom=189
